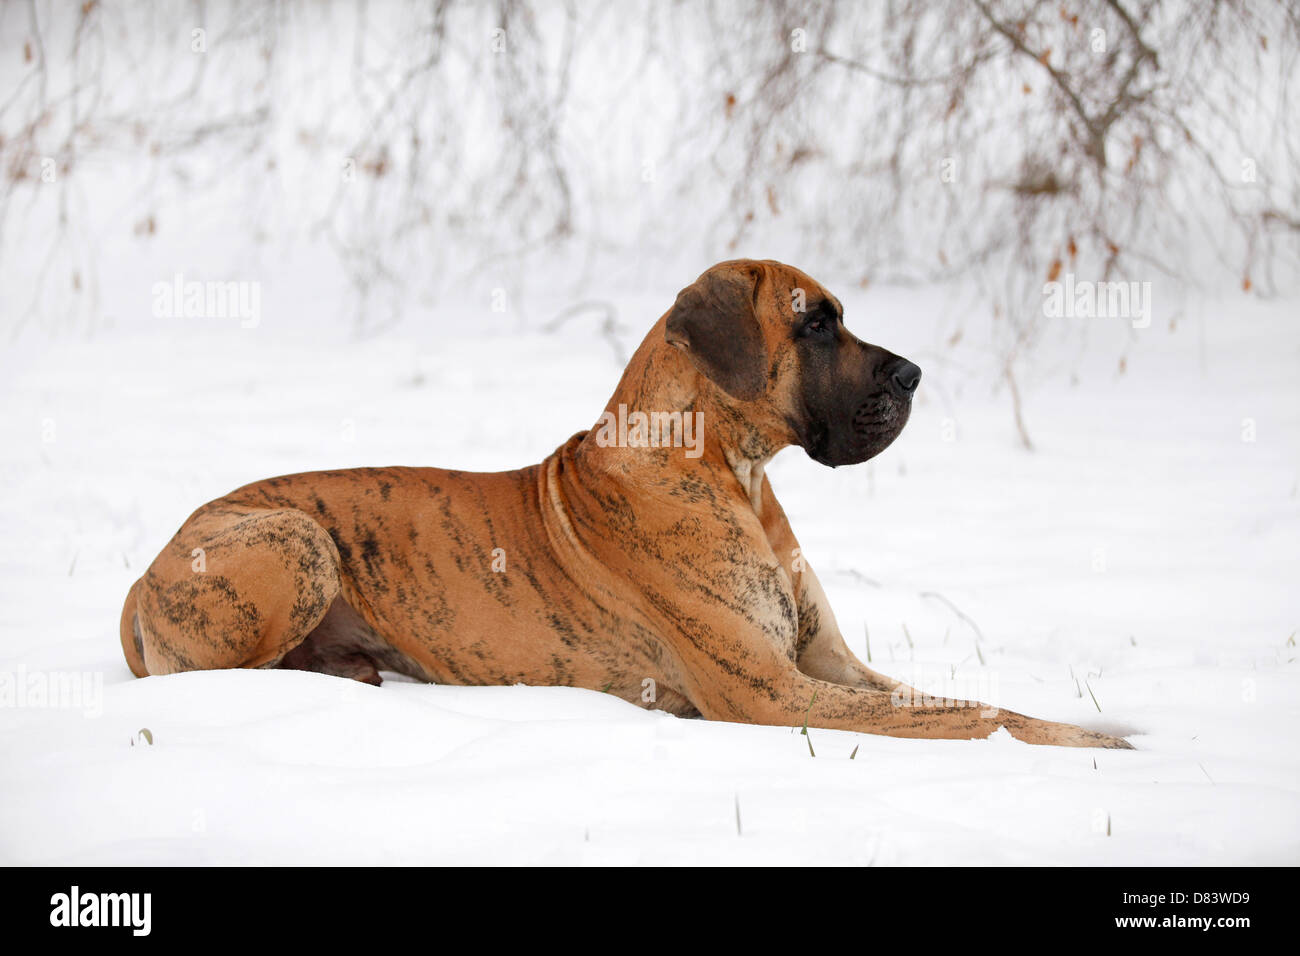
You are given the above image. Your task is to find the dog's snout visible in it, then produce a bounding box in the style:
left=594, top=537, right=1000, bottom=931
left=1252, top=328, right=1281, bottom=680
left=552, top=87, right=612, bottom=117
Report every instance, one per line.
left=888, top=359, right=922, bottom=398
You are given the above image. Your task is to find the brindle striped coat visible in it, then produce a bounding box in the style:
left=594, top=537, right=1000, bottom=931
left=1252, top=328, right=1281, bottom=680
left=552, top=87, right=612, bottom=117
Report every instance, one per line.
left=121, top=260, right=1132, bottom=748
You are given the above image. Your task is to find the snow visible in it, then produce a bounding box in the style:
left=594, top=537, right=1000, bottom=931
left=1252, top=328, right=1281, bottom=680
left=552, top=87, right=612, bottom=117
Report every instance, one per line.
left=1, top=282, right=1298, bottom=865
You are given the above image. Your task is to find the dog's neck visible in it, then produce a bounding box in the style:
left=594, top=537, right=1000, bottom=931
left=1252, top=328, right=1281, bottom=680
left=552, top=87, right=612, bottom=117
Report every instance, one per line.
left=591, top=315, right=781, bottom=515
left=724, top=453, right=769, bottom=515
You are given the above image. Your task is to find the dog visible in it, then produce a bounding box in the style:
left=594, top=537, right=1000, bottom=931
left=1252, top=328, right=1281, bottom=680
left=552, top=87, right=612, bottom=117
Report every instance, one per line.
left=120, top=259, right=1131, bottom=748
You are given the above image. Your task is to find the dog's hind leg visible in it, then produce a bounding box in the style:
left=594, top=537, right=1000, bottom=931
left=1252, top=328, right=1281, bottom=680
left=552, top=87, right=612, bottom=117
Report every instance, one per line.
left=277, top=596, right=384, bottom=685
left=121, top=503, right=342, bottom=677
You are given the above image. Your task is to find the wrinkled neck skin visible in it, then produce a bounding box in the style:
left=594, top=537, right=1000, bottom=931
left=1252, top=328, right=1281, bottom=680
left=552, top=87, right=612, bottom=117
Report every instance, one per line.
left=573, top=315, right=796, bottom=517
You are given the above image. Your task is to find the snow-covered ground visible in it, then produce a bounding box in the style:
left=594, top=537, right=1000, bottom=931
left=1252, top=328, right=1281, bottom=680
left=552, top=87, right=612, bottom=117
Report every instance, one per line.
left=1, top=280, right=1297, bottom=865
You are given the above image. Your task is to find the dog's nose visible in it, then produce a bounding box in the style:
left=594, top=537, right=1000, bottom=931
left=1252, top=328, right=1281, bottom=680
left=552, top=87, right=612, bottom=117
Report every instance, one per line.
left=889, top=359, right=922, bottom=398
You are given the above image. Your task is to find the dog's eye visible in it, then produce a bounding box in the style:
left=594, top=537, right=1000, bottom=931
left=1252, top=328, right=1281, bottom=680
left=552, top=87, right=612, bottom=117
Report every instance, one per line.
left=800, top=309, right=837, bottom=338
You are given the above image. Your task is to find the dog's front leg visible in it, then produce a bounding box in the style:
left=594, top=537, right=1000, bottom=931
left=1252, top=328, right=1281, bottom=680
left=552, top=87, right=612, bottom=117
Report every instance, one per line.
left=793, top=561, right=898, bottom=690
left=786, top=562, right=1135, bottom=746
left=669, top=583, right=1131, bottom=748
left=706, top=655, right=1131, bottom=748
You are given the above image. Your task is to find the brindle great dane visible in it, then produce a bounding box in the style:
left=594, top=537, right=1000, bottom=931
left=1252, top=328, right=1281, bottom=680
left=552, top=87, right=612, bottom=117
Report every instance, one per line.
left=121, top=259, right=1131, bottom=748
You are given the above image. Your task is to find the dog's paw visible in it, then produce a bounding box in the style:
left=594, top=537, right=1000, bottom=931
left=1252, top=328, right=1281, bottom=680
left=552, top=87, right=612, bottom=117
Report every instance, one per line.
left=1007, top=719, right=1134, bottom=749
left=1077, top=728, right=1134, bottom=750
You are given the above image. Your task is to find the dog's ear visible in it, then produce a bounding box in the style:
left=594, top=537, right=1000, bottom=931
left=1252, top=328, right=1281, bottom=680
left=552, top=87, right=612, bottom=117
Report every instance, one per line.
left=665, top=262, right=768, bottom=401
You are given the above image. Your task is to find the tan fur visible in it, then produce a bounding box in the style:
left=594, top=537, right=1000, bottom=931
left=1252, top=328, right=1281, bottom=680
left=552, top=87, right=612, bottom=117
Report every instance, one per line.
left=121, top=260, right=1131, bottom=748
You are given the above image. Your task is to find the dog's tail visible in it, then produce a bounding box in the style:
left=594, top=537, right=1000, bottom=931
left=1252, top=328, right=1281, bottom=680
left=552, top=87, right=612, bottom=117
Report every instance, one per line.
left=119, top=579, right=149, bottom=677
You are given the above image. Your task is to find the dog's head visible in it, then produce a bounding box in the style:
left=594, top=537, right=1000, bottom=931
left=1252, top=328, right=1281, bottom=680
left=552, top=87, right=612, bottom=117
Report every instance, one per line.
left=665, top=259, right=920, bottom=467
